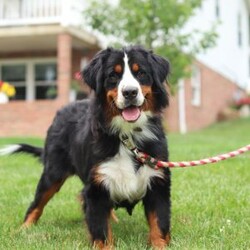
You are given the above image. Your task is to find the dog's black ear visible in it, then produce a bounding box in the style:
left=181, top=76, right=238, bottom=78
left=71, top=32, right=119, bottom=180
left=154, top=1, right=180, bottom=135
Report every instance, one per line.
left=148, top=52, right=170, bottom=109
left=148, top=52, right=170, bottom=83
left=82, top=48, right=111, bottom=92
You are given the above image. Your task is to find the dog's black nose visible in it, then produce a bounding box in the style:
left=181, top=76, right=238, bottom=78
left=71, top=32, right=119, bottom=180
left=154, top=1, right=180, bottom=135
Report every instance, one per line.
left=122, top=87, right=138, bottom=100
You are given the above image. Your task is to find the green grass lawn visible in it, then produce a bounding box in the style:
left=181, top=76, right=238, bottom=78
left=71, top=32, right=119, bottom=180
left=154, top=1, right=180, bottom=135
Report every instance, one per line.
left=0, top=118, right=249, bottom=249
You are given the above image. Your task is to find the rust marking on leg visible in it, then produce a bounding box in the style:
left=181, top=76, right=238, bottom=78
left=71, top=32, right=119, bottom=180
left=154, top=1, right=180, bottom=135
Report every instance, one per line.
left=111, top=209, right=119, bottom=223
left=148, top=212, right=170, bottom=249
left=22, top=208, right=43, bottom=227
left=107, top=211, right=114, bottom=245
left=91, top=210, right=114, bottom=249
left=23, top=180, right=65, bottom=227
left=93, top=240, right=113, bottom=250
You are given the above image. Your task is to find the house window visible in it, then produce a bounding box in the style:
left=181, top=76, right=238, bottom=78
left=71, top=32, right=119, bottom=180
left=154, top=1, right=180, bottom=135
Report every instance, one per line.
left=0, top=59, right=57, bottom=101
left=35, top=63, right=57, bottom=99
left=1, top=64, right=26, bottom=100
left=215, top=0, right=220, bottom=19
left=249, top=56, right=250, bottom=77
left=191, top=65, right=201, bottom=107
left=238, top=13, right=242, bottom=47
left=249, top=15, right=250, bottom=46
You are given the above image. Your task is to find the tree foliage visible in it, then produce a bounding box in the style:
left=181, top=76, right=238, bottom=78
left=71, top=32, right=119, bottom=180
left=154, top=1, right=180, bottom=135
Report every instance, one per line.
left=84, top=0, right=217, bottom=87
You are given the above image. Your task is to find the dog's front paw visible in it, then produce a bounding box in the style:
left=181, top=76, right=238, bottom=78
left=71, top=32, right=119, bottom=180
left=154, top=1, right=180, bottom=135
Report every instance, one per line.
left=149, top=233, right=171, bottom=249
left=93, top=240, right=113, bottom=250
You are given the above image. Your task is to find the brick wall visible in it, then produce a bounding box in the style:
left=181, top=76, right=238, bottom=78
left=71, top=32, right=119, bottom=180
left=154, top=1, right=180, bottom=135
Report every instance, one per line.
left=57, top=33, right=72, bottom=103
left=165, top=62, right=238, bottom=132
left=0, top=100, right=63, bottom=137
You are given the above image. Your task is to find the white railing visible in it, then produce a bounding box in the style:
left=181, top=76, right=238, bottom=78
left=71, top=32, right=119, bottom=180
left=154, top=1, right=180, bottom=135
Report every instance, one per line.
left=0, top=0, right=81, bottom=27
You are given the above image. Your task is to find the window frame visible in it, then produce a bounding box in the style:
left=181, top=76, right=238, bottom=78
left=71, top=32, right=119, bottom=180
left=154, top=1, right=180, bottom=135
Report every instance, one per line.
left=0, top=58, right=57, bottom=101
left=215, top=0, right=220, bottom=19
left=237, top=13, right=242, bottom=47
left=191, top=65, right=202, bottom=107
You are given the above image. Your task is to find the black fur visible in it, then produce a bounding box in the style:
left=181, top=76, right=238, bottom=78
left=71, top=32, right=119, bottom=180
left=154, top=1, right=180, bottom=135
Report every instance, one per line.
left=5, top=46, right=171, bottom=248
left=15, top=144, right=43, bottom=158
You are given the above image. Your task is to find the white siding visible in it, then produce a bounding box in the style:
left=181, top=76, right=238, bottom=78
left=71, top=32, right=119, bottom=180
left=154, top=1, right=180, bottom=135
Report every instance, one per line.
left=0, top=0, right=84, bottom=27
left=186, top=0, right=250, bottom=90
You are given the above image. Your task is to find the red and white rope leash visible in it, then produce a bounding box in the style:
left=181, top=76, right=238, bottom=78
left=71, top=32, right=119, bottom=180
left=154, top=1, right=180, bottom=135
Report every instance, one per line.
left=120, top=135, right=250, bottom=169
left=135, top=144, right=250, bottom=169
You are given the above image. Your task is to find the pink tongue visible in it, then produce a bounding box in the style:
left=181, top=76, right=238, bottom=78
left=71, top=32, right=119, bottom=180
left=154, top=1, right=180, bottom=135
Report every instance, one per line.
left=122, top=107, right=141, bottom=122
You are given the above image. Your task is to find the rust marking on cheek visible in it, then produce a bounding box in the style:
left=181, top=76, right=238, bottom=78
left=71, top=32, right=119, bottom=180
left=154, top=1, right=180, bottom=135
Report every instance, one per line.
left=107, top=89, right=118, bottom=103
left=114, top=64, right=122, bottom=74
left=141, top=85, right=155, bottom=112
left=132, top=63, right=139, bottom=72
left=148, top=212, right=170, bottom=249
left=105, top=88, right=120, bottom=121
left=141, top=85, right=152, bottom=96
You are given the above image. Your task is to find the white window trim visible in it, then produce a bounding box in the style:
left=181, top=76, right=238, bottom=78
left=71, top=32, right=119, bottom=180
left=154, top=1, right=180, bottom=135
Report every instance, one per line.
left=191, top=65, right=202, bottom=107
left=215, top=0, right=220, bottom=19
left=237, top=12, right=242, bottom=47
left=0, top=58, right=57, bottom=101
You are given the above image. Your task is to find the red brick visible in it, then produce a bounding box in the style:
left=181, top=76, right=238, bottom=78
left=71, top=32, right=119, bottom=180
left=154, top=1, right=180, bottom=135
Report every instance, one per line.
left=0, top=100, right=63, bottom=137
left=165, top=62, right=238, bottom=132
left=56, top=33, right=72, bottom=103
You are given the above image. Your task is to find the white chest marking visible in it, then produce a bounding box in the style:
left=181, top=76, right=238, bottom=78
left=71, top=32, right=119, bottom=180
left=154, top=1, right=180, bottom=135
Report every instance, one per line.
left=97, top=145, right=164, bottom=203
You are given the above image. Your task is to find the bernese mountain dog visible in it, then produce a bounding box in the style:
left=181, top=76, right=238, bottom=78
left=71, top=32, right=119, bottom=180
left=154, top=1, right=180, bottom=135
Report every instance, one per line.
left=1, top=45, right=171, bottom=249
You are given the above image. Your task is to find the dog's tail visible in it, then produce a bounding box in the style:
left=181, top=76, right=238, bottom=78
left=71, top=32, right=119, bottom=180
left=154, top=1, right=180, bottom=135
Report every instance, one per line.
left=0, top=144, right=43, bottom=158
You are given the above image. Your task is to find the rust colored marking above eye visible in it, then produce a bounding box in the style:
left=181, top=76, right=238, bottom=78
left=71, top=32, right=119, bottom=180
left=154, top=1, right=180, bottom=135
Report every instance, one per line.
left=132, top=63, right=139, bottom=72
left=114, top=64, right=122, bottom=74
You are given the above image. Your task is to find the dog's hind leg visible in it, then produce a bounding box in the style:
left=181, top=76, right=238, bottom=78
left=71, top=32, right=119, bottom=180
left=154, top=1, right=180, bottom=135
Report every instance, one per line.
left=23, top=169, right=70, bottom=227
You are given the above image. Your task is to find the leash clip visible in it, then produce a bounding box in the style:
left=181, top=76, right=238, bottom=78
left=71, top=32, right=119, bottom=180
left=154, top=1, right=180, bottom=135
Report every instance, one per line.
left=142, top=155, right=158, bottom=169
left=119, top=133, right=158, bottom=169
left=120, top=134, right=136, bottom=151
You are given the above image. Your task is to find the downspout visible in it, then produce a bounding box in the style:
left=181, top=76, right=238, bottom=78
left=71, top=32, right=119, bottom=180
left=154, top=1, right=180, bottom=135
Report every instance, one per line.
left=178, top=79, right=187, bottom=134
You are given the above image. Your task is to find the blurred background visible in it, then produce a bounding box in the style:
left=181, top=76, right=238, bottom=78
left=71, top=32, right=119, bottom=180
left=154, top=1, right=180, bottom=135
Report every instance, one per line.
left=0, top=0, right=249, bottom=137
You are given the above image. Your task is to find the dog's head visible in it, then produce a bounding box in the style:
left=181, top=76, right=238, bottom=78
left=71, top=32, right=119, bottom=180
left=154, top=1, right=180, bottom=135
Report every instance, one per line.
left=83, top=46, right=170, bottom=132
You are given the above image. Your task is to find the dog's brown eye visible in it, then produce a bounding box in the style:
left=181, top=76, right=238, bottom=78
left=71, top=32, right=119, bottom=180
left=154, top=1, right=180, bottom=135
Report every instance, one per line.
left=108, top=72, right=119, bottom=87
left=137, top=70, right=145, bottom=79
left=109, top=72, right=115, bottom=77
left=109, top=72, right=117, bottom=79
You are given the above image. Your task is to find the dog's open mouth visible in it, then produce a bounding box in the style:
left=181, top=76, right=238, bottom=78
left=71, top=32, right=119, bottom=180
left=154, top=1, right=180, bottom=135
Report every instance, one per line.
left=121, top=106, right=141, bottom=122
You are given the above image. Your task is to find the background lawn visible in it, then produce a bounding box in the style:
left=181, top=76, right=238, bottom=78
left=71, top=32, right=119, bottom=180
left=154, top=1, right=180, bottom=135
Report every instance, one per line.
left=0, top=118, right=249, bottom=249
